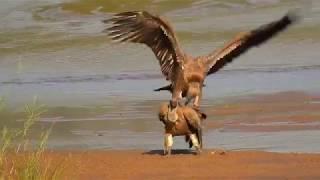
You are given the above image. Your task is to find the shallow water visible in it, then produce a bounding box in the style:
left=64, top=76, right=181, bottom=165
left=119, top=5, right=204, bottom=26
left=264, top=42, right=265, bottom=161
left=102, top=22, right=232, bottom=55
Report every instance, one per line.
left=1, top=0, right=320, bottom=152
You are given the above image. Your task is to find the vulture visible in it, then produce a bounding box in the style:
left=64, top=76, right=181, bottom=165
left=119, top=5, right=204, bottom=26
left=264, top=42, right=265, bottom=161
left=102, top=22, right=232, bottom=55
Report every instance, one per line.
left=104, top=10, right=299, bottom=108
left=158, top=102, right=206, bottom=155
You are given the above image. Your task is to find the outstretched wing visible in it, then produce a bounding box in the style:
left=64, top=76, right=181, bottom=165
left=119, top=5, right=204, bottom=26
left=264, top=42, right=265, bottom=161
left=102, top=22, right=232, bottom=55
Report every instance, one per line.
left=204, top=11, right=299, bottom=75
left=104, top=11, right=184, bottom=81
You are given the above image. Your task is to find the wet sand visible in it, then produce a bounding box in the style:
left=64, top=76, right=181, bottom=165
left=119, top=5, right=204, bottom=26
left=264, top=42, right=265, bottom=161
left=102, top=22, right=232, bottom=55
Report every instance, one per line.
left=44, top=150, right=320, bottom=179
left=205, top=91, right=320, bottom=132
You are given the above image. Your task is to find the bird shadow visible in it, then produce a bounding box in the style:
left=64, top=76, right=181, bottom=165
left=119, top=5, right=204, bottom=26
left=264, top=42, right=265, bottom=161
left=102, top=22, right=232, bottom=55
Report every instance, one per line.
left=142, top=149, right=197, bottom=156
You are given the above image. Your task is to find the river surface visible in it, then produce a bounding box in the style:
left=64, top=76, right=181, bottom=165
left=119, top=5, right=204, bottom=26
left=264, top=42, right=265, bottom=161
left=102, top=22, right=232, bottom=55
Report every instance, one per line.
left=1, top=0, right=320, bottom=153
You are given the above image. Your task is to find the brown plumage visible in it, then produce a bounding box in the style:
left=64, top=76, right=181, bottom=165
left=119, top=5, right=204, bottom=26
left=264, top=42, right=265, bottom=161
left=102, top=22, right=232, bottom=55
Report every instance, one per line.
left=158, top=102, right=206, bottom=155
left=105, top=11, right=299, bottom=108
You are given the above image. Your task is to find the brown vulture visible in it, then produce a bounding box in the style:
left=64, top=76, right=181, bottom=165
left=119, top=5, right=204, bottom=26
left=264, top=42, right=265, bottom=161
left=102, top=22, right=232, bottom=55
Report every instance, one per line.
left=104, top=10, right=299, bottom=108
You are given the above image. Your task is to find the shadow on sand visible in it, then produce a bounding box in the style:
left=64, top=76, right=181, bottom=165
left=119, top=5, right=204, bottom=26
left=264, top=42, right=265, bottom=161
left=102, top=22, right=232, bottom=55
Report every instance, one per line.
left=143, top=149, right=197, bottom=156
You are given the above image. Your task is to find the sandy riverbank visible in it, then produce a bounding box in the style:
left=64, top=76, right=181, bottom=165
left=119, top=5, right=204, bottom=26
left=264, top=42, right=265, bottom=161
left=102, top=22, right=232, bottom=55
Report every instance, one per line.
left=42, top=149, right=320, bottom=179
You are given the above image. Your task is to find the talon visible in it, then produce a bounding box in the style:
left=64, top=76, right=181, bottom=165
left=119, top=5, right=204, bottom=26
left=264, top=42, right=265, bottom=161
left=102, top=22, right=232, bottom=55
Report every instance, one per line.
left=195, top=146, right=202, bottom=155
left=193, top=105, right=200, bottom=111
left=167, top=148, right=171, bottom=156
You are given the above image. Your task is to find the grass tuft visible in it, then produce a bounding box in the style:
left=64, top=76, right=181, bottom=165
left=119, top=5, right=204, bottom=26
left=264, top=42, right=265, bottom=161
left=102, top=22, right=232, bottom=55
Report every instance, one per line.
left=0, top=97, right=64, bottom=180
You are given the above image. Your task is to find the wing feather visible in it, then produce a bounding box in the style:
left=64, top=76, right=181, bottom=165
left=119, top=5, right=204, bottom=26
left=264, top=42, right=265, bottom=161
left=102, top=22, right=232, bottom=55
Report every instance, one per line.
left=204, top=11, right=299, bottom=75
left=104, top=11, right=184, bottom=80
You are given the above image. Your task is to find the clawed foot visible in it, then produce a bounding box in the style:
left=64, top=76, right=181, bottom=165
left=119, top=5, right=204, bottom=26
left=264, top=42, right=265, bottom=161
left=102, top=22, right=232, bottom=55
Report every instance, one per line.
left=195, top=146, right=202, bottom=155
left=163, top=148, right=172, bottom=156
left=192, top=105, right=201, bottom=113
left=191, top=105, right=207, bottom=119
left=192, top=102, right=200, bottom=110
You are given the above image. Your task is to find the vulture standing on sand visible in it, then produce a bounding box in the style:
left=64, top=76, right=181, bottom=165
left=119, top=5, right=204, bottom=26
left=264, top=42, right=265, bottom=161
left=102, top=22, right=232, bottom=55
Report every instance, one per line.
left=104, top=11, right=299, bottom=109
left=158, top=102, right=207, bottom=155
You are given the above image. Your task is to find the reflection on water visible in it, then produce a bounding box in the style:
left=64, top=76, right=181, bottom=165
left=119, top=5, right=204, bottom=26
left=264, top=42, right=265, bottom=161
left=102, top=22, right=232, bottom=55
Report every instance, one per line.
left=1, top=0, right=320, bottom=152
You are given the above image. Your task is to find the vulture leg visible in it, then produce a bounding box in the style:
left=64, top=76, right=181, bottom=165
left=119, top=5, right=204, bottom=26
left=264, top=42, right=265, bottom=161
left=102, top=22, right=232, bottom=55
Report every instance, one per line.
left=189, top=134, right=201, bottom=155
left=164, top=133, right=173, bottom=156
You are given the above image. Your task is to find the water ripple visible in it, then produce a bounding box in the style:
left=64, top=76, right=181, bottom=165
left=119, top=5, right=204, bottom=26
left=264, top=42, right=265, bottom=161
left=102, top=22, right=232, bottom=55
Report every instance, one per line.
left=1, top=65, right=320, bottom=85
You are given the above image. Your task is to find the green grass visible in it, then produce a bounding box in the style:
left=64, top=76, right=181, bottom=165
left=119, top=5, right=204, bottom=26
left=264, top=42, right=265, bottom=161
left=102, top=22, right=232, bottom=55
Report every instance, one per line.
left=0, top=97, right=64, bottom=180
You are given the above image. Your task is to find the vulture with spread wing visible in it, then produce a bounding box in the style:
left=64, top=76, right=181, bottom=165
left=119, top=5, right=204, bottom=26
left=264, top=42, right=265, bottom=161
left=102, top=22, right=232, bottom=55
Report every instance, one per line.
left=104, top=11, right=299, bottom=108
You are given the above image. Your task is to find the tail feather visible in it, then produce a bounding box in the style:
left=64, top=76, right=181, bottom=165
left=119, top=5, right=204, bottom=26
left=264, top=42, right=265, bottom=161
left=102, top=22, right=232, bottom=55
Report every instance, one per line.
left=154, top=84, right=206, bottom=92
left=197, top=127, right=203, bottom=149
left=154, top=84, right=173, bottom=92
left=185, top=135, right=193, bottom=148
